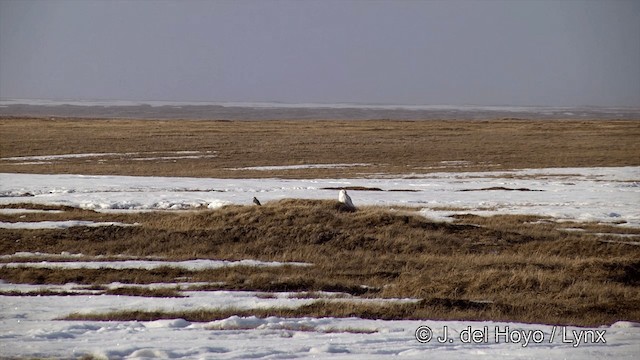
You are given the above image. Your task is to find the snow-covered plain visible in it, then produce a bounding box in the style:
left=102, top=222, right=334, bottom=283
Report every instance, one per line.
left=1, top=166, right=638, bottom=226
left=1, top=167, right=639, bottom=359
left=0, top=290, right=638, bottom=359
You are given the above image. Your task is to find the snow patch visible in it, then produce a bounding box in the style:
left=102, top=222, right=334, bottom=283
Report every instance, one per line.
left=309, top=344, right=351, bottom=354
left=0, top=151, right=217, bottom=162
left=0, top=208, right=64, bottom=214
left=205, top=315, right=377, bottom=335
left=0, top=220, right=137, bottom=229
left=611, top=321, right=640, bottom=328
left=1, top=153, right=136, bottom=161
left=0, top=259, right=312, bottom=271
left=145, top=319, right=191, bottom=329
left=0, top=251, right=84, bottom=259
left=229, top=163, right=371, bottom=171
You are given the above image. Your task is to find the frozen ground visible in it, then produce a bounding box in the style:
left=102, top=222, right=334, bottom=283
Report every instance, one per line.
left=1, top=167, right=639, bottom=358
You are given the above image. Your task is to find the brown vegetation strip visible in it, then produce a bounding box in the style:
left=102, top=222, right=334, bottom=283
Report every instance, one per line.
left=61, top=295, right=635, bottom=327
left=1, top=118, right=638, bottom=178
left=0, top=287, right=186, bottom=298
left=320, top=186, right=420, bottom=192
left=459, top=186, right=544, bottom=192
left=0, top=290, right=81, bottom=297
left=321, top=186, right=384, bottom=191
left=104, top=287, right=185, bottom=298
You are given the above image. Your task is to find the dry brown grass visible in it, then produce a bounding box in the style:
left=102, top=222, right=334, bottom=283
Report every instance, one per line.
left=0, top=289, right=82, bottom=297
left=61, top=301, right=422, bottom=325
left=1, top=199, right=639, bottom=326
left=2, top=117, right=638, bottom=326
left=61, top=293, right=636, bottom=327
left=1, top=118, right=638, bottom=178
left=104, top=287, right=185, bottom=298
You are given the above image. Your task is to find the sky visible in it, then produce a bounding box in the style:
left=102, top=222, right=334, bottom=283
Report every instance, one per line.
left=0, top=0, right=639, bottom=107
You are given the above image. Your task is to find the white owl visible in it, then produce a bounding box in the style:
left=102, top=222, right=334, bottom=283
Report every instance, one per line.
left=338, top=189, right=356, bottom=210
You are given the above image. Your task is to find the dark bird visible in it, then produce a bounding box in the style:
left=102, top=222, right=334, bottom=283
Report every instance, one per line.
left=252, top=197, right=262, bottom=206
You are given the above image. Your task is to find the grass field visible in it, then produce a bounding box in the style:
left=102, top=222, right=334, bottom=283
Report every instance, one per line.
left=1, top=117, right=639, bottom=178
left=2, top=195, right=639, bottom=327
left=1, top=117, right=639, bottom=328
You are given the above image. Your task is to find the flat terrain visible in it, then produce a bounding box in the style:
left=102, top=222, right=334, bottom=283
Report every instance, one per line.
left=1, top=117, right=639, bottom=358
left=1, top=117, right=639, bottom=178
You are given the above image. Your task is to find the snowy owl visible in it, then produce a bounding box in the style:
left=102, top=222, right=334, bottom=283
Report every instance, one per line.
left=252, top=197, right=262, bottom=206
left=338, top=189, right=356, bottom=210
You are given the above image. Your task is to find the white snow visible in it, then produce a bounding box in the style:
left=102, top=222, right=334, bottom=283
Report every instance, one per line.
left=592, top=233, right=640, bottom=238
left=597, top=239, right=640, bottom=246
left=0, top=281, right=216, bottom=294
left=0, top=290, right=638, bottom=359
left=229, top=163, right=371, bottom=171
left=0, top=151, right=217, bottom=163
left=0, top=251, right=85, bottom=259
left=1, top=166, right=638, bottom=226
left=611, top=321, right=640, bottom=328
left=0, top=220, right=136, bottom=229
left=130, top=154, right=217, bottom=161
left=1, top=152, right=138, bottom=161
left=0, top=259, right=311, bottom=271
left=0, top=208, right=64, bottom=214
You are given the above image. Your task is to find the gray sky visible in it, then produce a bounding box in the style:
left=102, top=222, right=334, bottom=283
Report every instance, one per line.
left=1, top=0, right=639, bottom=107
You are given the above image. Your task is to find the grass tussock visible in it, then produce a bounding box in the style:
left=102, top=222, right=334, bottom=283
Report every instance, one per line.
left=2, top=200, right=640, bottom=326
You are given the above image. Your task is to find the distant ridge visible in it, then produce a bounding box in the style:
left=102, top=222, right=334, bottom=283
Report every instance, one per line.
left=1, top=99, right=638, bottom=120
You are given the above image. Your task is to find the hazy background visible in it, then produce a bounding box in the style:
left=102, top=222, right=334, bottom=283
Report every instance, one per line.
left=1, top=0, right=639, bottom=107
